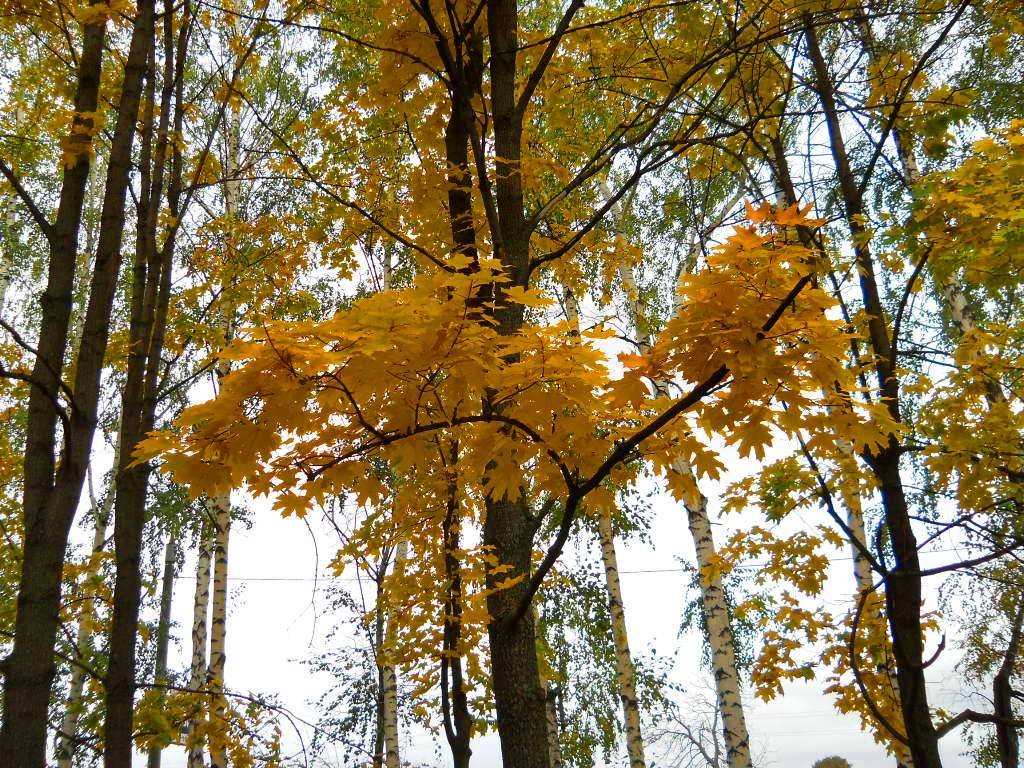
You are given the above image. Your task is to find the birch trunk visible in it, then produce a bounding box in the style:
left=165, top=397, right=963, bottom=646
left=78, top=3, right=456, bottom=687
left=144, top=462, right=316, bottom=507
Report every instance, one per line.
left=381, top=538, right=408, bottom=768
left=564, top=287, right=649, bottom=766
left=597, top=510, right=645, bottom=768
left=679, top=471, right=753, bottom=768
left=187, top=519, right=213, bottom=768
left=0, top=194, right=14, bottom=313
left=207, top=492, right=231, bottom=768
left=539, top=668, right=563, bottom=768
left=617, top=260, right=753, bottom=768
left=55, top=461, right=116, bottom=768
left=204, top=70, right=241, bottom=767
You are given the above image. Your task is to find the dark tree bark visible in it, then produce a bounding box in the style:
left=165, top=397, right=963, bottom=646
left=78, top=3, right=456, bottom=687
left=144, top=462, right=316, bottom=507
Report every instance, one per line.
left=0, top=0, right=158, bottom=762
left=481, top=2, right=551, bottom=763
left=803, top=16, right=941, bottom=768
left=103, top=1, right=186, bottom=763
left=994, top=597, right=1024, bottom=768
left=441, top=442, right=473, bottom=768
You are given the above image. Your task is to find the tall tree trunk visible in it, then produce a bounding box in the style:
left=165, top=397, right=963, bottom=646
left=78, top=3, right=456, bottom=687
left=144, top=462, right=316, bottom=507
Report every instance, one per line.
left=147, top=532, right=178, bottom=768
left=803, top=17, right=941, bottom=767
left=55, top=460, right=117, bottom=768
left=0, top=191, right=15, bottom=312
left=103, top=5, right=180, bottom=759
left=682, top=479, right=753, bottom=768
left=617, top=259, right=753, bottom=768
left=768, top=125, right=913, bottom=767
left=0, top=10, right=106, bottom=761
left=565, top=286, right=648, bottom=768
left=597, top=509, right=647, bottom=768
left=537, top=661, right=563, bottom=768
left=373, top=601, right=386, bottom=768
left=481, top=2, right=554, bottom=764
left=207, top=491, right=231, bottom=768
left=441, top=442, right=473, bottom=768
left=207, top=76, right=241, bottom=766
left=188, top=517, right=213, bottom=768
left=1, top=0, right=155, bottom=760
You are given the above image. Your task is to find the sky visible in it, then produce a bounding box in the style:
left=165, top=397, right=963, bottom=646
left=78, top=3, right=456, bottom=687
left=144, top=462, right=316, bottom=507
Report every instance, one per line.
left=144, top=462, right=981, bottom=768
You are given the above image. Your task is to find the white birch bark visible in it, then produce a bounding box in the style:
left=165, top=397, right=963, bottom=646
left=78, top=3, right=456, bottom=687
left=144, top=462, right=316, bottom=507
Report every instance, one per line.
left=540, top=669, right=564, bottom=768
left=381, top=538, right=407, bottom=768
left=564, top=287, right=648, bottom=768
left=187, top=518, right=213, bottom=768
left=618, top=253, right=753, bottom=768
left=205, top=82, right=240, bottom=768
left=0, top=197, right=14, bottom=314
left=55, top=459, right=116, bottom=768
left=597, top=510, right=646, bottom=768
left=207, top=491, right=231, bottom=768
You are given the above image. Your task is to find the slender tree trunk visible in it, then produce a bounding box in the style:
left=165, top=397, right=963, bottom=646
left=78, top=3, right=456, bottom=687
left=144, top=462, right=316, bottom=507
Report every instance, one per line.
left=538, top=663, right=563, bottom=768
left=147, top=532, right=178, bottom=768
left=206, top=76, right=241, bottom=766
left=441, top=441, right=473, bottom=768
left=682, top=478, right=753, bottom=768
left=617, top=259, right=753, bottom=768
left=0, top=193, right=14, bottom=312
left=207, top=491, right=231, bottom=768
left=55, top=462, right=117, bottom=768
left=381, top=538, right=407, bottom=768
left=103, top=7, right=180, bottom=760
left=373, top=601, right=386, bottom=768
left=597, top=509, right=647, bottom=768
left=0, top=8, right=107, bottom=757
left=565, top=285, right=648, bottom=768
left=804, top=17, right=941, bottom=767
left=188, top=517, right=213, bottom=768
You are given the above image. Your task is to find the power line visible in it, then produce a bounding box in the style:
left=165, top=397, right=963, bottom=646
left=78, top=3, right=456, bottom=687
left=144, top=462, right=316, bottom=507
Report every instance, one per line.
left=172, top=546, right=966, bottom=583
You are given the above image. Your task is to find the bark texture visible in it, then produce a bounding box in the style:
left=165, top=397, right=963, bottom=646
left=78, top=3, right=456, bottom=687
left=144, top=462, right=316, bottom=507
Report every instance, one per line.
left=187, top=517, right=213, bottom=768
left=147, top=533, right=179, bottom=768
left=207, top=492, right=231, bottom=768
left=597, top=509, right=647, bottom=768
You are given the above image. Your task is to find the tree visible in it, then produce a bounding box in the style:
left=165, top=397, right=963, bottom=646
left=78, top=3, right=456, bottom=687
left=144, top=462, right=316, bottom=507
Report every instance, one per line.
left=812, top=758, right=852, bottom=768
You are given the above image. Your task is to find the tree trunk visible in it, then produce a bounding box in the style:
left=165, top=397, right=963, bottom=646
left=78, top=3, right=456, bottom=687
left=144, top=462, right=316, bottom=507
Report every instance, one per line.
left=618, top=257, right=753, bottom=768
left=0, top=8, right=107, bottom=760
left=0, top=193, right=14, bottom=312
left=681, top=478, right=753, bottom=768
left=993, top=597, right=1023, bottom=768
left=441, top=441, right=473, bottom=768
left=206, top=76, right=241, bottom=766
left=207, top=491, right=231, bottom=768
left=103, top=6, right=179, bottom=759
left=597, top=509, right=647, bottom=768
left=187, top=517, right=213, bottom=768
left=147, top=532, right=178, bottom=768
left=803, top=18, right=942, bottom=765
